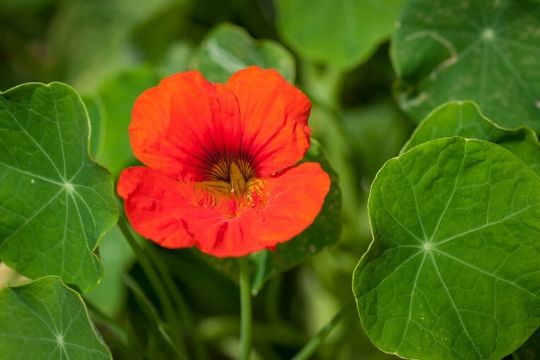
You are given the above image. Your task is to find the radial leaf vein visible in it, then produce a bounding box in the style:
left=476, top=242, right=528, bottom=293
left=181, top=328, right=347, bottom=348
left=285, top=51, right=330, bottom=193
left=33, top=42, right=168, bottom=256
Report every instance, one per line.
left=430, top=253, right=482, bottom=359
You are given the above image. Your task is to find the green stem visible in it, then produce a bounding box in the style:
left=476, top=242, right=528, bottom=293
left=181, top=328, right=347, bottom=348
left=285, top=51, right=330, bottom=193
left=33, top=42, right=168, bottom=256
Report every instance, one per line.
left=144, top=243, right=208, bottom=360
left=291, top=302, right=353, bottom=360
left=239, top=258, right=252, bottom=360
left=117, top=217, right=187, bottom=358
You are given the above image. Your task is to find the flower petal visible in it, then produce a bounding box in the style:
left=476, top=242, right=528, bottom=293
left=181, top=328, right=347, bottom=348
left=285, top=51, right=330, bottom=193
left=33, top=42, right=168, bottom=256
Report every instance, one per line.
left=117, top=167, right=199, bottom=248
left=225, top=66, right=312, bottom=177
left=195, top=162, right=331, bottom=257
left=130, top=71, right=241, bottom=180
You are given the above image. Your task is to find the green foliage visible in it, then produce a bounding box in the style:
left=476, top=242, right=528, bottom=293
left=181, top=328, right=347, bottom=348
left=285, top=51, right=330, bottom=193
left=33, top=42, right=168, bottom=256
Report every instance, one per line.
left=275, top=0, right=405, bottom=69
left=0, top=277, right=111, bottom=359
left=354, top=137, right=540, bottom=360
left=2, top=1, right=539, bottom=359
left=84, top=226, right=134, bottom=317
left=402, top=101, right=540, bottom=174
left=192, top=23, right=295, bottom=83
left=48, top=0, right=187, bottom=91
left=392, top=0, right=540, bottom=131
left=0, top=83, right=117, bottom=292
left=87, top=67, right=161, bottom=175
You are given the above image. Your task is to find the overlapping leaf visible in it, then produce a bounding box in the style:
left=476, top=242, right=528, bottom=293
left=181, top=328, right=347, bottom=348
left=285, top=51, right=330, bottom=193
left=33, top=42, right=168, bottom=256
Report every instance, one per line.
left=0, top=83, right=117, bottom=292
left=275, top=0, right=405, bottom=69
left=354, top=137, right=540, bottom=360
left=0, top=277, right=111, bottom=359
left=191, top=23, right=295, bottom=83
left=392, top=0, right=540, bottom=131
left=402, top=101, right=540, bottom=175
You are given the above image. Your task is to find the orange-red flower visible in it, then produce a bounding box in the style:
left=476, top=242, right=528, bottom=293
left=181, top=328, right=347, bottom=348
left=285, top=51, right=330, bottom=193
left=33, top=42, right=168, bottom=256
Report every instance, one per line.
left=117, top=66, right=330, bottom=257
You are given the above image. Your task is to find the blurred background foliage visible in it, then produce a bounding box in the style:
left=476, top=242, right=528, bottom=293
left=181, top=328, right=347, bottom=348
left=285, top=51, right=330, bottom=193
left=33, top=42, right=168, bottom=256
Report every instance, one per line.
left=0, top=0, right=415, bottom=358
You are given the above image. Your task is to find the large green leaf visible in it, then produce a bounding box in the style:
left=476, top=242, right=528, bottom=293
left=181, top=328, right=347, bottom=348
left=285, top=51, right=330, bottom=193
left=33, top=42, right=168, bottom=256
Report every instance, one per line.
left=0, top=82, right=117, bottom=292
left=392, top=0, right=540, bottom=131
left=0, top=277, right=111, bottom=359
left=199, top=141, right=341, bottom=294
left=275, top=0, right=405, bottom=69
left=87, top=66, right=161, bottom=175
left=402, top=101, right=540, bottom=175
left=353, top=137, right=540, bottom=360
left=191, top=23, right=295, bottom=83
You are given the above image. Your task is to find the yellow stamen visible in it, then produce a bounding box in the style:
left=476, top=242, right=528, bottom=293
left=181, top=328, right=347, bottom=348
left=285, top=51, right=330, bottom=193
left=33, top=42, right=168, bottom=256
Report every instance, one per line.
left=199, top=158, right=254, bottom=197
left=229, top=161, right=246, bottom=194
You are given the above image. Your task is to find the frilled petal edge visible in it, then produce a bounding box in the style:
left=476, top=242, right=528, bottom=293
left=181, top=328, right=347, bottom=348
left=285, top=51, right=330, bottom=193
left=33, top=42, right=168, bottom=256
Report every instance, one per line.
left=225, top=66, right=312, bottom=177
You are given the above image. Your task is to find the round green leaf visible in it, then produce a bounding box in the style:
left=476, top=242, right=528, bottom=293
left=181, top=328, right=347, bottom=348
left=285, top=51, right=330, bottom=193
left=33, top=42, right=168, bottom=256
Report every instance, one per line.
left=353, top=137, right=540, bottom=360
left=0, top=277, right=111, bottom=359
left=191, top=23, right=295, bottom=83
left=392, top=0, right=540, bottom=131
left=0, top=82, right=118, bottom=292
left=275, top=0, right=405, bottom=69
left=402, top=101, right=540, bottom=175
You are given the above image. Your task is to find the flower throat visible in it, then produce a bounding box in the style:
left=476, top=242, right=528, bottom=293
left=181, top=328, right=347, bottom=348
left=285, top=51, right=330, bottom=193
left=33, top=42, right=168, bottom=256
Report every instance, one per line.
left=200, top=157, right=255, bottom=196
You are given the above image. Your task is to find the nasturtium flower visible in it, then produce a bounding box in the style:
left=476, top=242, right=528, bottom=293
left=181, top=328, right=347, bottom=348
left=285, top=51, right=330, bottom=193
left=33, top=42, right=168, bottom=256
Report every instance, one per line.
left=118, top=66, right=330, bottom=257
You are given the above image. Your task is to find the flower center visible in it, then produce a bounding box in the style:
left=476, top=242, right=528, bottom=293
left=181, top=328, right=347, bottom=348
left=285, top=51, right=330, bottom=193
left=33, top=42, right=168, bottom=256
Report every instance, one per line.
left=199, top=157, right=255, bottom=196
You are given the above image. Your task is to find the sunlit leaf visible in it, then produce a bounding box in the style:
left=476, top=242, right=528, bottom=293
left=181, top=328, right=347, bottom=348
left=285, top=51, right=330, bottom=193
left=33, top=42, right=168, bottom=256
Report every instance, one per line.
left=354, top=137, right=540, bottom=360
left=275, top=0, right=405, bottom=69
left=0, top=82, right=117, bottom=292
left=191, top=23, right=295, bottom=83
left=392, top=0, right=540, bottom=131
left=402, top=101, right=540, bottom=175
left=0, top=277, right=111, bottom=359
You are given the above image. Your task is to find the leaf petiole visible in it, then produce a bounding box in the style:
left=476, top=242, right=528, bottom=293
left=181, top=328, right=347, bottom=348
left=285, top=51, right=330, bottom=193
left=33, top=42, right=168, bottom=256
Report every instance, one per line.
left=291, top=300, right=353, bottom=360
left=239, top=257, right=252, bottom=360
left=118, top=216, right=188, bottom=360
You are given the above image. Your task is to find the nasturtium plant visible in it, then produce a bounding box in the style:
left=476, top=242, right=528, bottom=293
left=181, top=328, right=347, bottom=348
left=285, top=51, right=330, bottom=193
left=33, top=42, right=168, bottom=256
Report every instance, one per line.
left=402, top=101, right=540, bottom=175
left=275, top=0, right=405, bottom=69
left=392, top=0, right=540, bottom=131
left=4, top=2, right=540, bottom=359
left=0, top=82, right=117, bottom=292
left=0, top=277, right=111, bottom=360
left=353, top=137, right=540, bottom=360
left=191, top=23, right=295, bottom=83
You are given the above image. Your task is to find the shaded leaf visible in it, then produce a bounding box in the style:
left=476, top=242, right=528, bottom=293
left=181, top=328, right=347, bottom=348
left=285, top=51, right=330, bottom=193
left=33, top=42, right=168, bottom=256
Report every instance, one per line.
left=48, top=0, right=182, bottom=91
left=85, top=226, right=134, bottom=317
left=392, top=0, right=540, bottom=131
left=275, top=0, right=405, bottom=69
left=0, top=82, right=117, bottom=292
left=0, top=277, right=111, bottom=359
left=87, top=67, right=161, bottom=175
left=191, top=23, right=295, bottom=83
left=402, top=101, right=540, bottom=175
left=354, top=137, right=540, bottom=360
